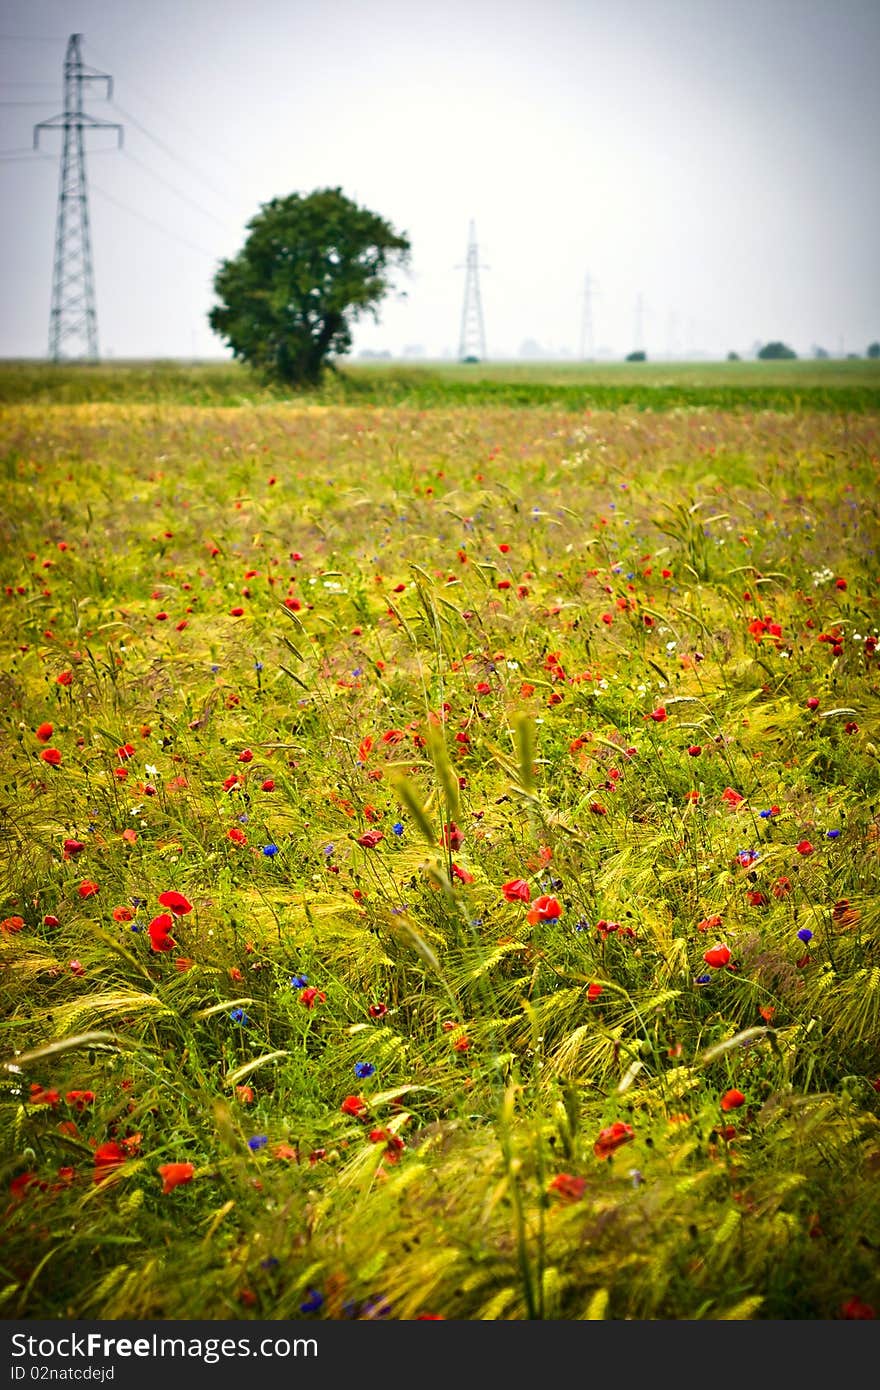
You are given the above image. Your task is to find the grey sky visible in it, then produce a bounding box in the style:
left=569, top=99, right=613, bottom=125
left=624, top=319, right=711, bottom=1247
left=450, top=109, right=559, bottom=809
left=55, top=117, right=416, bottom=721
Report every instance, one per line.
left=1, top=0, right=878, bottom=361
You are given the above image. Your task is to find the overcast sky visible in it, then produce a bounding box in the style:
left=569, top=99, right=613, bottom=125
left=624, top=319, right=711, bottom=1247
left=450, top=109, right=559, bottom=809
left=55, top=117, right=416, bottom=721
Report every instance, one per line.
left=1, top=0, right=879, bottom=361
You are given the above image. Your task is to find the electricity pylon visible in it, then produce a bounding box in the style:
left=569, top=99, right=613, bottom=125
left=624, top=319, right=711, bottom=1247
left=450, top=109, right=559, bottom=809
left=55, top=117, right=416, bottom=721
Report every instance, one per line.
left=456, top=219, right=488, bottom=361
left=579, top=272, right=598, bottom=359
left=34, top=33, right=123, bottom=361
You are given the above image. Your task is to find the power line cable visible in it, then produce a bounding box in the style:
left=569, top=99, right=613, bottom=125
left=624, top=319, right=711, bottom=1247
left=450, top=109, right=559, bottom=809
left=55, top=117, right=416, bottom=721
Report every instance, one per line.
left=110, top=99, right=239, bottom=209
left=89, top=178, right=223, bottom=262
left=120, top=146, right=235, bottom=229
left=86, top=42, right=250, bottom=183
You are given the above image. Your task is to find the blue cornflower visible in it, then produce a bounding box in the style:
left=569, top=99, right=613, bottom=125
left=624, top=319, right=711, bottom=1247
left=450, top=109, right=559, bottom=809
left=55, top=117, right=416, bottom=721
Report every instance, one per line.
left=695, top=974, right=711, bottom=985
left=392, top=822, right=404, bottom=836
left=262, top=844, right=279, bottom=857
left=573, top=919, right=590, bottom=932
left=300, top=1290, right=324, bottom=1314
left=290, top=974, right=308, bottom=989
left=797, top=928, right=814, bottom=943
left=323, top=843, right=334, bottom=857
left=254, top=661, right=263, bottom=672
left=361, top=1295, right=392, bottom=1319
left=230, top=1008, right=249, bottom=1025
left=260, top=1257, right=279, bottom=1270
left=131, top=896, right=148, bottom=908
left=354, top=1061, right=375, bottom=1080
left=736, top=848, right=759, bottom=866
left=353, top=666, right=363, bottom=677
left=248, top=1135, right=268, bottom=1151
left=826, top=829, right=841, bottom=839
left=211, top=664, right=220, bottom=673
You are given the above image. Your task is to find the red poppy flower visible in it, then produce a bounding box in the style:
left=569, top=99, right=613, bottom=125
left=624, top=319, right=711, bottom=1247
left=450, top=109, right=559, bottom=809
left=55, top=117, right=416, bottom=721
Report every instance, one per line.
left=357, top=829, right=384, bottom=849
left=686, top=745, right=702, bottom=757
left=646, top=706, right=667, bottom=722
left=696, top=914, right=723, bottom=933
left=368, top=1002, right=388, bottom=1019
left=117, top=743, right=135, bottom=760
left=299, top=987, right=326, bottom=1009
left=229, top=606, right=245, bottom=616
left=1, top=915, right=25, bottom=935
left=442, top=822, right=464, bottom=850
left=238, top=749, right=254, bottom=763
left=227, top=827, right=247, bottom=845
left=30, top=1084, right=60, bottom=1107
left=772, top=876, right=792, bottom=898
left=526, top=894, right=562, bottom=926
left=112, top=906, right=134, bottom=922
left=593, top=1121, right=635, bottom=1160
left=147, top=913, right=176, bottom=953
left=63, top=1090, right=94, bottom=1112
left=272, top=1143, right=299, bottom=1162
left=587, top=983, right=603, bottom=1000
left=340, top=1095, right=368, bottom=1119
left=260, top=779, right=275, bottom=791
left=236, top=1085, right=255, bottom=1104
left=77, top=880, right=99, bottom=899
left=35, top=722, right=53, bottom=742
left=43, top=914, right=60, bottom=927
left=158, top=1162, right=195, bottom=1194
left=56, top=670, right=73, bottom=686
left=703, top=944, right=731, bottom=968
left=721, top=787, right=744, bottom=807
left=10, top=1172, right=40, bottom=1200
left=720, top=1089, right=746, bottom=1111
left=796, top=839, right=814, bottom=856
left=548, top=1173, right=586, bottom=1201
left=93, top=1141, right=127, bottom=1182
left=501, top=878, right=531, bottom=903
left=840, top=1297, right=874, bottom=1319
left=834, top=578, right=847, bottom=592
left=40, top=747, right=62, bottom=766
left=157, top=890, right=193, bottom=916
left=62, top=838, right=85, bottom=858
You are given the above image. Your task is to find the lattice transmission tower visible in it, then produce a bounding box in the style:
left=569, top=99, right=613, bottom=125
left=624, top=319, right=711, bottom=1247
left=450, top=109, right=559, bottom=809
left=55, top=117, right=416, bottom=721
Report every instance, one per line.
left=579, top=272, right=598, bottom=360
left=456, top=219, right=488, bottom=361
left=34, top=34, right=122, bottom=362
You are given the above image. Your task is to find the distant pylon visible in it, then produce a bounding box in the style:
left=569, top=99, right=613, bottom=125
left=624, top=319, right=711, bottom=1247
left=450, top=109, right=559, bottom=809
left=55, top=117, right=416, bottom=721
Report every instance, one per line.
left=34, top=34, right=123, bottom=362
left=579, top=272, right=597, bottom=359
left=456, top=220, right=488, bottom=361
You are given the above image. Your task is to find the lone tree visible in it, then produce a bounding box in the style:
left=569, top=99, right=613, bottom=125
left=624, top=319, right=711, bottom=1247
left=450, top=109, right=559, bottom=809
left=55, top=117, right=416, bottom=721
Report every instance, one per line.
left=209, top=188, right=410, bottom=386
left=757, top=340, right=797, bottom=360
left=868, top=342, right=880, bottom=359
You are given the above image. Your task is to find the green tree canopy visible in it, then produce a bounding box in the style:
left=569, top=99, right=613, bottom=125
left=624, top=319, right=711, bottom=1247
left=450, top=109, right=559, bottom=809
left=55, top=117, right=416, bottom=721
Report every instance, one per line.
left=757, top=341, right=797, bottom=360
left=209, top=188, right=410, bottom=385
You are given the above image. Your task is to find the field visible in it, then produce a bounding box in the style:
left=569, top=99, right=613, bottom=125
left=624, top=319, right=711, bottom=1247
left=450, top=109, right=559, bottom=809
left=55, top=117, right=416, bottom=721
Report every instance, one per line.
left=1, top=359, right=879, bottom=1321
